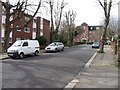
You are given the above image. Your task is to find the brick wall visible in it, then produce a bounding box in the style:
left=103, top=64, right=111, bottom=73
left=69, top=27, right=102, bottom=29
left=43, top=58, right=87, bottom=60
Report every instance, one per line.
left=36, top=17, right=41, bottom=37
left=12, top=11, right=33, bottom=43
left=43, top=19, right=50, bottom=45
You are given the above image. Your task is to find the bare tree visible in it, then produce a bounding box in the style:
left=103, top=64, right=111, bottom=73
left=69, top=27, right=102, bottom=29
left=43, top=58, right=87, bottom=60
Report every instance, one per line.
left=46, top=0, right=67, bottom=41
left=54, top=0, right=67, bottom=40
left=46, top=0, right=54, bottom=42
left=98, top=0, right=112, bottom=53
left=2, top=0, right=42, bottom=51
left=65, top=10, right=76, bottom=46
left=108, top=17, right=118, bottom=38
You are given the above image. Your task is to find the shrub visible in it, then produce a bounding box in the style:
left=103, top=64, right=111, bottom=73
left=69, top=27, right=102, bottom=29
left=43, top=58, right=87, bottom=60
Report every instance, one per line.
left=79, top=42, right=86, bottom=44
left=35, top=36, right=47, bottom=45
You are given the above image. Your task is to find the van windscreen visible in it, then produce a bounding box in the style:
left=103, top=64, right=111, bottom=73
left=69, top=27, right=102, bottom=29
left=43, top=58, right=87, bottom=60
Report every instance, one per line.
left=12, top=41, right=22, bottom=47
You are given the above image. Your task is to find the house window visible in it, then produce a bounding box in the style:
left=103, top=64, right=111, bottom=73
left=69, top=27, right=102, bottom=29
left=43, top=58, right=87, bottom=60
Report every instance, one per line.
left=16, top=38, right=21, bottom=41
left=83, top=26, right=86, bottom=29
left=96, top=27, right=100, bottom=30
left=16, top=26, right=21, bottom=31
left=91, top=27, right=93, bottom=30
left=2, top=37, right=4, bottom=43
left=9, top=38, right=12, bottom=43
left=41, top=18, right=43, bottom=25
left=33, top=19, right=36, bottom=23
left=11, top=24, right=13, bottom=28
left=25, top=17, right=30, bottom=22
left=33, top=28, right=36, bottom=32
left=24, top=27, right=30, bottom=33
left=40, top=29, right=43, bottom=36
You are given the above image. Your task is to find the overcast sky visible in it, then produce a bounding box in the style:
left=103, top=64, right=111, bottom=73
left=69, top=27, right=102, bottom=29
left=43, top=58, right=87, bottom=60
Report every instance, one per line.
left=3, top=0, right=119, bottom=26
left=64, top=0, right=119, bottom=26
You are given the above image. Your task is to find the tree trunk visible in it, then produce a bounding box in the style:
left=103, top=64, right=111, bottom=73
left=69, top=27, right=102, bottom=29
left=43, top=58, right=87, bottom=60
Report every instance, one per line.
left=98, top=0, right=112, bottom=53
left=99, top=25, right=107, bottom=53
left=4, top=31, right=10, bottom=52
left=4, top=2, right=11, bottom=52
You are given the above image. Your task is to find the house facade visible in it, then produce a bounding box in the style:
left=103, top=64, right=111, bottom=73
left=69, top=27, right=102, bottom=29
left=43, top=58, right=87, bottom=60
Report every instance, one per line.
left=0, top=10, right=50, bottom=48
left=12, top=11, right=33, bottom=43
left=43, top=18, right=50, bottom=45
left=74, top=22, right=103, bottom=44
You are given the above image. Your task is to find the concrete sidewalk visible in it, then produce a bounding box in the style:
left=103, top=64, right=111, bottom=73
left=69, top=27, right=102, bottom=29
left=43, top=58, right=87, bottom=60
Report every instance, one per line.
left=73, top=46, right=118, bottom=88
left=0, top=53, right=9, bottom=60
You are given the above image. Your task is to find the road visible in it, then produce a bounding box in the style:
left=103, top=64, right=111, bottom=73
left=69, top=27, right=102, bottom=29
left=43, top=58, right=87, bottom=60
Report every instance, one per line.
left=2, top=45, right=97, bottom=88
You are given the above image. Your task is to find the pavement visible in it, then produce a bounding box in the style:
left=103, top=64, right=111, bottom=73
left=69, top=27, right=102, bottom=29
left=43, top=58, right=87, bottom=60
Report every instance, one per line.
left=64, top=45, right=118, bottom=89
left=0, top=45, right=119, bottom=89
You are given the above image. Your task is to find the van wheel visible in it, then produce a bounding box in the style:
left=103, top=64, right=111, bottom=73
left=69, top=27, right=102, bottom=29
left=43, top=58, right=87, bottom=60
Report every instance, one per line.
left=10, top=56, right=14, bottom=59
left=62, top=47, right=64, bottom=51
left=55, top=48, right=57, bottom=52
left=35, top=51, right=39, bottom=56
left=19, top=53, right=24, bottom=59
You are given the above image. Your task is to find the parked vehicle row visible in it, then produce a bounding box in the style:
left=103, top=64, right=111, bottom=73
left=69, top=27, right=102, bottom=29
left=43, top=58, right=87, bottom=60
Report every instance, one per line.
left=8, top=40, right=104, bottom=59
left=7, top=40, right=64, bottom=59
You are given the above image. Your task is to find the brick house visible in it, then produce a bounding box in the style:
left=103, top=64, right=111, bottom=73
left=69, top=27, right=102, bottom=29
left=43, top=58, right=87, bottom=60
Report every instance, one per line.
left=1, top=11, right=50, bottom=47
left=12, top=11, right=33, bottom=42
left=12, top=14, right=50, bottom=45
left=74, top=22, right=103, bottom=44
left=43, top=19, right=50, bottom=45
left=88, top=25, right=103, bottom=42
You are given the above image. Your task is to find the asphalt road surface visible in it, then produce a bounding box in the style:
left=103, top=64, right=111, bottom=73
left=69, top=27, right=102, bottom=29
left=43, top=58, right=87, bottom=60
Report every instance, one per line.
left=2, top=45, right=97, bottom=88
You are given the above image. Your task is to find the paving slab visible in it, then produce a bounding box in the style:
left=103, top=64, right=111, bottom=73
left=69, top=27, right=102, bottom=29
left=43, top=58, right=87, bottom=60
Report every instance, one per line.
left=73, top=46, right=118, bottom=88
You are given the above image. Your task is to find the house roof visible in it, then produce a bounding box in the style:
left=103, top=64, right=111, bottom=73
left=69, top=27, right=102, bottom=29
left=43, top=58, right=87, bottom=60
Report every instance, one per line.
left=81, top=22, right=88, bottom=26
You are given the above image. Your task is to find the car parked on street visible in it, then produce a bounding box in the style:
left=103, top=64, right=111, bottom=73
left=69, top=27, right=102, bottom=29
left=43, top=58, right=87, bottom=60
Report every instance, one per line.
left=7, top=40, right=40, bottom=58
left=92, top=42, right=99, bottom=48
left=45, top=42, right=64, bottom=52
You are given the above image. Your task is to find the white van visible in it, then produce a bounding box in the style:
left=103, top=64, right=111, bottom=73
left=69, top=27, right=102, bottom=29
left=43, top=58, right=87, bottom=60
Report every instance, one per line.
left=7, top=40, right=40, bottom=58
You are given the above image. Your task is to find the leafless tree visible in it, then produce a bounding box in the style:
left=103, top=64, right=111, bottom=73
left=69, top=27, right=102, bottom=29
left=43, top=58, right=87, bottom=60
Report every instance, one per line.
left=65, top=10, right=76, bottom=46
left=108, top=17, right=118, bottom=38
left=2, top=0, right=42, bottom=51
left=98, top=0, right=112, bottom=53
left=46, top=0, right=67, bottom=41
left=46, top=0, right=54, bottom=41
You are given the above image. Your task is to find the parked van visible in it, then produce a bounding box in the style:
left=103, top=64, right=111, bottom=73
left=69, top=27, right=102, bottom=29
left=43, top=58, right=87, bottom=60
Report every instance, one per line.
left=7, top=40, right=40, bottom=58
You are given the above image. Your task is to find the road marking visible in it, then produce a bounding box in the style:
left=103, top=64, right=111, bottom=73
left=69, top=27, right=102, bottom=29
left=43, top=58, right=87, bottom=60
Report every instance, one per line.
left=63, top=79, right=79, bottom=89
left=63, top=52, right=97, bottom=89
left=85, top=53, right=97, bottom=68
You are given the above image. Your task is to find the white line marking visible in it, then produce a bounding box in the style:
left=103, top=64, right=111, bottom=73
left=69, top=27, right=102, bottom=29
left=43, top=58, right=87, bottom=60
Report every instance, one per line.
left=63, top=52, right=97, bottom=89
left=85, top=53, right=97, bottom=68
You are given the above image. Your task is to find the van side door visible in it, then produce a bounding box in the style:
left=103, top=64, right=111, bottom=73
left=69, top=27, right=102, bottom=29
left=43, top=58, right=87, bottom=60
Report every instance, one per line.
left=22, top=41, right=30, bottom=55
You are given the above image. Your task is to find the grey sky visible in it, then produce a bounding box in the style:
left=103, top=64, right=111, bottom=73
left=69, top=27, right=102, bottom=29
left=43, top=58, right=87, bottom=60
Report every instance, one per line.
left=64, top=0, right=119, bottom=26
left=3, top=0, right=119, bottom=26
